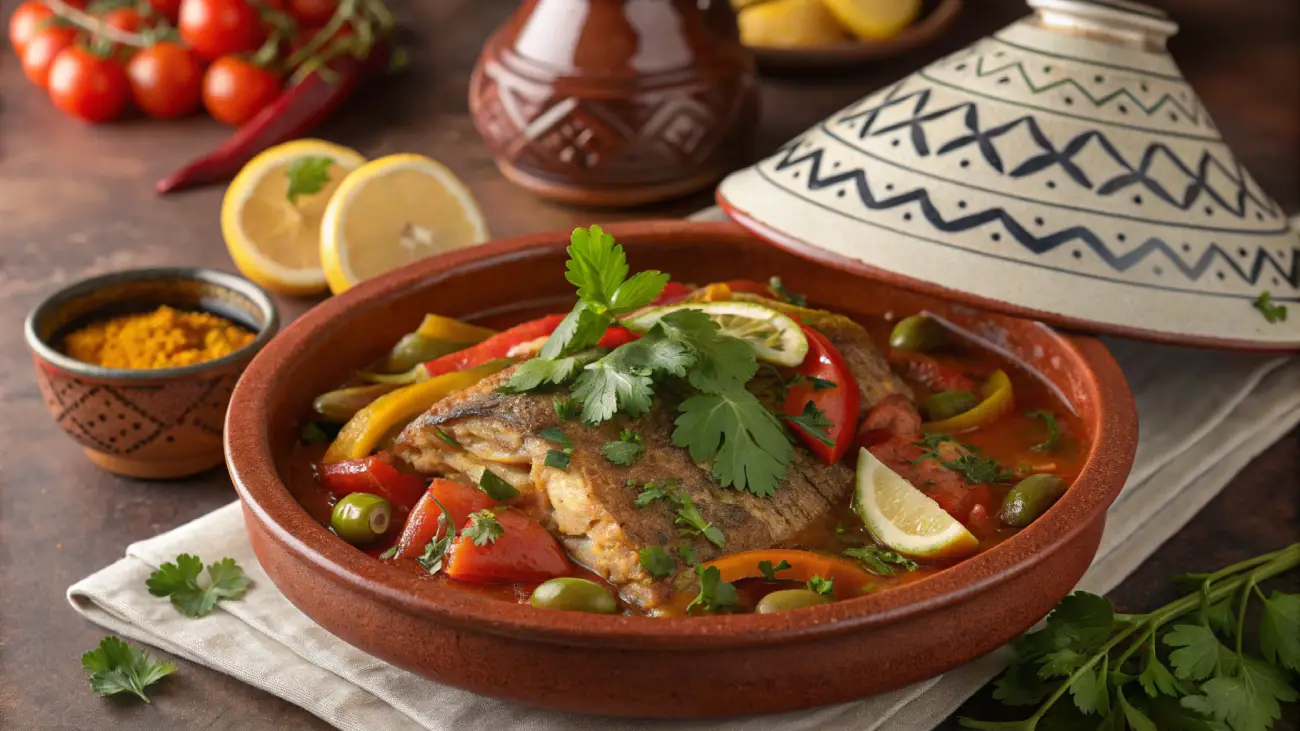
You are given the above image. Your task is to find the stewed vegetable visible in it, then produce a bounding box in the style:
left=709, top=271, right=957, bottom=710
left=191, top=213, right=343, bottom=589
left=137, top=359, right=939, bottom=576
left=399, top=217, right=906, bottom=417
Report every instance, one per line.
left=530, top=578, right=619, bottom=614
left=999, top=474, right=1069, bottom=528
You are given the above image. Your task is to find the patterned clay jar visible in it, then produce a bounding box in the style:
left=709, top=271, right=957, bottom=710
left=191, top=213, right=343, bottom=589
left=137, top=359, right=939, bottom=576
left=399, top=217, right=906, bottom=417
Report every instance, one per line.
left=718, top=0, right=1300, bottom=350
left=470, top=0, right=759, bottom=207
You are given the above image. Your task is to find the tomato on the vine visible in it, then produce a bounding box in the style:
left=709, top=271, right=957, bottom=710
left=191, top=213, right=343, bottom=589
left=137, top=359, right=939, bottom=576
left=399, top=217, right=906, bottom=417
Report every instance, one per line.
left=201, top=55, right=279, bottom=125
left=21, top=27, right=78, bottom=89
left=47, top=46, right=131, bottom=123
left=102, top=7, right=145, bottom=35
left=148, top=0, right=184, bottom=23
left=9, top=1, right=54, bottom=57
left=178, top=0, right=265, bottom=61
left=127, top=41, right=203, bottom=119
left=288, top=0, right=338, bottom=27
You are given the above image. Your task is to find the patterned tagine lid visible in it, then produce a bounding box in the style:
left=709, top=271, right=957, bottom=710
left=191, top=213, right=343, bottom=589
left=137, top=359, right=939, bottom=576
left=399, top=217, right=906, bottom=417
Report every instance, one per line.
left=717, top=0, right=1300, bottom=351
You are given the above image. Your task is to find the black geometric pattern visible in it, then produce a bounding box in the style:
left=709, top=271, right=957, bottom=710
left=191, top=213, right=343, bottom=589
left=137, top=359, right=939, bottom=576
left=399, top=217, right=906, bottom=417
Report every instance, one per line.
left=761, top=140, right=1298, bottom=293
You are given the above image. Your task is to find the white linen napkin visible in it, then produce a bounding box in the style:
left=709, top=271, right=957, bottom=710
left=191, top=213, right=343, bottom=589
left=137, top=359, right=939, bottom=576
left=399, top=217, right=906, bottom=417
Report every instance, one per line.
left=68, top=214, right=1300, bottom=731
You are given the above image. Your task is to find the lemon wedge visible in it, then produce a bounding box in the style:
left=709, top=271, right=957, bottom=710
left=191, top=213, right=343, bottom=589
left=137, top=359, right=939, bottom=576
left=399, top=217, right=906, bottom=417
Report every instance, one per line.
left=820, top=0, right=921, bottom=41
left=738, top=0, right=845, bottom=48
left=221, top=139, right=366, bottom=296
left=320, top=153, right=489, bottom=295
left=853, top=447, right=979, bottom=560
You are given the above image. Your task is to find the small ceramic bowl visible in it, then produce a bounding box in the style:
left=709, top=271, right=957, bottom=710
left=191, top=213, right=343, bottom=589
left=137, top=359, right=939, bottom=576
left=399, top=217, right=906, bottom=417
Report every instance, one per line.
left=24, top=268, right=279, bottom=480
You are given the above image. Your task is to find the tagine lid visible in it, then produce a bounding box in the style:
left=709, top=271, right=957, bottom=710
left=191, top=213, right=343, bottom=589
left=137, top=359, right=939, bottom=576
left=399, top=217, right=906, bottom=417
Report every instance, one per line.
left=717, top=0, right=1300, bottom=351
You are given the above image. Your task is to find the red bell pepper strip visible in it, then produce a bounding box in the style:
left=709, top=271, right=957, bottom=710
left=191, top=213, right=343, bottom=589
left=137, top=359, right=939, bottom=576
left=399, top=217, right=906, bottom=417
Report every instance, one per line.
left=391, top=479, right=498, bottom=560
left=781, top=325, right=861, bottom=464
left=444, top=508, right=572, bottom=584
left=316, top=452, right=428, bottom=512
left=597, top=325, right=639, bottom=349
left=422, top=314, right=566, bottom=377
left=651, top=281, right=693, bottom=306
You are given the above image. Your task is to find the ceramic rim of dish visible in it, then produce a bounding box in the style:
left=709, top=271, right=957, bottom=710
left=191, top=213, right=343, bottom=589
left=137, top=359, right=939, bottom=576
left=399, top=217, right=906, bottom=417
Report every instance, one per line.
left=226, top=220, right=1138, bottom=649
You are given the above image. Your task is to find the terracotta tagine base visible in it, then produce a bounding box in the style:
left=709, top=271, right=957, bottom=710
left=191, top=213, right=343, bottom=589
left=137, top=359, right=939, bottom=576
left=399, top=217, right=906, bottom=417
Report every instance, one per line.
left=469, top=0, right=759, bottom=207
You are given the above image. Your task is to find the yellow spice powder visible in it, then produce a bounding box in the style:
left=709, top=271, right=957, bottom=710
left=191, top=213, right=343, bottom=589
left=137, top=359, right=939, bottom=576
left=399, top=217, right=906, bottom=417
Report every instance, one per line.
left=63, top=305, right=255, bottom=370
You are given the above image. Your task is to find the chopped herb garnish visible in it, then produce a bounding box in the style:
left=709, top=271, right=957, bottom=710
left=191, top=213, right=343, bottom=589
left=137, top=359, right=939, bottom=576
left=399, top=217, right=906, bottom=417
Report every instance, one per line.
left=434, top=427, right=462, bottom=449
left=639, top=546, right=674, bottom=579
left=674, top=492, right=726, bottom=548
left=679, top=545, right=698, bottom=565
left=758, top=559, right=792, bottom=581
left=602, top=429, right=644, bottom=465
left=478, top=468, right=520, bottom=501
left=146, top=554, right=252, bottom=618
left=81, top=636, right=176, bottom=703
left=553, top=397, right=580, bottom=421
left=686, top=565, right=738, bottom=614
left=843, top=546, right=918, bottom=576
left=538, top=426, right=573, bottom=452
left=544, top=450, right=570, bottom=470
left=782, top=400, right=835, bottom=447
left=634, top=481, right=670, bottom=507
left=1254, top=291, right=1288, bottom=324
left=378, top=545, right=398, bottom=560
left=463, top=509, right=504, bottom=546
left=416, top=496, right=456, bottom=574
left=768, top=276, right=807, bottom=306
left=300, top=421, right=334, bottom=444
left=1026, top=410, right=1061, bottom=453
left=285, top=155, right=333, bottom=204
left=941, top=454, right=1014, bottom=485
left=806, top=575, right=834, bottom=596
left=788, top=373, right=837, bottom=392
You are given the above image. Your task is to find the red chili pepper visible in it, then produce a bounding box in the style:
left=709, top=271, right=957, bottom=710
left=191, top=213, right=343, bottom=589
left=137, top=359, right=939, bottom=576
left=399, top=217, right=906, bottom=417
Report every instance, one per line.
left=155, top=46, right=389, bottom=195
left=316, top=452, right=427, bottom=512
left=422, top=314, right=566, bottom=377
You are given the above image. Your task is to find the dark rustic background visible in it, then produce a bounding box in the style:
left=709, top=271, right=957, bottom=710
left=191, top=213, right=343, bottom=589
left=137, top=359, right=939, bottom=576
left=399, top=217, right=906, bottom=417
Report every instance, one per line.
left=0, top=0, right=1297, bottom=728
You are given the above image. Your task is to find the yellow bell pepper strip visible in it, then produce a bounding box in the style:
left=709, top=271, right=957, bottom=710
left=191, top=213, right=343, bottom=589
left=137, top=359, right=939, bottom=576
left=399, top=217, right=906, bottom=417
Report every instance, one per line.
left=921, top=369, right=1014, bottom=434
left=381, top=314, right=497, bottom=374
left=323, top=360, right=510, bottom=463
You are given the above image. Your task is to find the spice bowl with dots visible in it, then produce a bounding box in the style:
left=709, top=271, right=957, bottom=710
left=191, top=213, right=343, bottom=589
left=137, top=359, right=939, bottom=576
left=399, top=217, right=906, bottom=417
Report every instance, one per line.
left=23, top=268, right=279, bottom=479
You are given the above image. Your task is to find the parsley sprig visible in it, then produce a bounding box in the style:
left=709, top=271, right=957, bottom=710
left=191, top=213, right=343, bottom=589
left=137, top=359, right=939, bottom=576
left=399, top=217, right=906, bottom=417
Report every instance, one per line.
left=913, top=433, right=1014, bottom=485
left=417, top=496, right=456, bottom=574
left=686, top=565, right=738, bottom=614
left=463, top=509, right=504, bottom=546
left=962, top=543, right=1300, bottom=731
left=633, top=480, right=726, bottom=548
left=146, top=554, right=251, bottom=618
left=81, top=637, right=176, bottom=703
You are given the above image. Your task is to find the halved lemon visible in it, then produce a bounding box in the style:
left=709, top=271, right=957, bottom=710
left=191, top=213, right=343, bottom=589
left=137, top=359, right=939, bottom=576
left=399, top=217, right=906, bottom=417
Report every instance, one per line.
left=320, top=154, right=489, bottom=295
left=737, top=0, right=846, bottom=48
left=221, top=139, right=367, bottom=296
left=622, top=301, right=809, bottom=367
left=820, top=0, right=921, bottom=41
left=852, top=447, right=979, bottom=560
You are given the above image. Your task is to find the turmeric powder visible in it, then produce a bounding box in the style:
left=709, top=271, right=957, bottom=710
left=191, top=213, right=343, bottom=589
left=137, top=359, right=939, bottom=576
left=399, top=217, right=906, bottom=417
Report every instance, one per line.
left=63, top=305, right=255, bottom=370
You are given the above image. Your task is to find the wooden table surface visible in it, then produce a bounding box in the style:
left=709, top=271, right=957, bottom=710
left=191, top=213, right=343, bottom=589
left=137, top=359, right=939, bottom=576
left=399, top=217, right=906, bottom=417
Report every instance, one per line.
left=1, top=1, right=1296, bottom=728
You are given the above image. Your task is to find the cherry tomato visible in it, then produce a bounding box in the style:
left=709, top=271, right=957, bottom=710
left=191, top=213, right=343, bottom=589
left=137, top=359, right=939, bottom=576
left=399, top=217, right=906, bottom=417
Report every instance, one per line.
left=148, top=0, right=183, bottom=23
left=780, top=324, right=861, bottom=464
left=9, top=1, right=53, bottom=57
left=126, top=41, right=203, bottom=118
left=102, top=7, right=144, bottom=35
left=178, top=0, right=264, bottom=61
left=288, top=0, right=337, bottom=27
left=201, top=54, right=279, bottom=125
left=47, top=46, right=131, bottom=123
left=20, top=26, right=78, bottom=89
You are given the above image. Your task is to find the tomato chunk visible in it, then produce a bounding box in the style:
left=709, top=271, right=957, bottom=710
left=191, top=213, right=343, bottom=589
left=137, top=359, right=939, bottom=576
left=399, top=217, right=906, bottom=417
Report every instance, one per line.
left=781, top=325, right=861, bottom=464
left=444, top=509, right=572, bottom=584
left=391, top=479, right=498, bottom=560
left=422, top=314, right=566, bottom=376
left=316, top=453, right=427, bottom=511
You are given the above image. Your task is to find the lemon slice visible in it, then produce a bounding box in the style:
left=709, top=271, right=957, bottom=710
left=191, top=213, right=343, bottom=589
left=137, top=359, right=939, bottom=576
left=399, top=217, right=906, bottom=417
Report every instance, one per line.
left=320, top=153, right=489, bottom=295
left=622, top=301, right=809, bottom=367
left=221, top=139, right=366, bottom=296
left=738, top=0, right=845, bottom=48
left=853, top=447, right=979, bottom=560
left=820, top=0, right=921, bottom=41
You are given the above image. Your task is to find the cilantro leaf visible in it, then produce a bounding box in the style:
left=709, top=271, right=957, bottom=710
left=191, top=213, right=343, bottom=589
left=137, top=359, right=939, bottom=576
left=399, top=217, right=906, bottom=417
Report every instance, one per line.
left=989, top=660, right=1054, bottom=707
left=434, top=427, right=461, bottom=449
left=545, top=450, right=570, bottom=469
left=768, top=276, right=807, bottom=306
left=843, top=546, right=918, bottom=576
left=679, top=545, right=698, bottom=565
left=553, top=397, right=580, bottom=421
left=653, top=309, right=758, bottom=393
left=1206, top=597, right=1237, bottom=638
left=81, top=636, right=176, bottom=703
left=417, top=496, right=456, bottom=574
left=612, top=270, right=672, bottom=312
left=478, top=468, right=520, bottom=501
left=146, top=554, right=251, bottom=618
left=686, top=565, right=737, bottom=614
left=639, top=546, right=674, bottom=579
left=1165, top=624, right=1225, bottom=681
left=1027, top=410, right=1061, bottom=453
left=783, top=400, right=835, bottom=447
left=940, top=454, right=1014, bottom=485
left=285, top=156, right=333, bottom=203
left=1117, top=687, right=1159, bottom=731
left=673, top=387, right=792, bottom=498
left=504, top=348, right=602, bottom=391
left=571, top=357, right=655, bottom=424
left=1068, top=660, right=1109, bottom=715
left=463, top=509, right=504, bottom=546
left=1182, top=656, right=1297, bottom=731
left=806, top=575, right=834, bottom=596
left=539, top=426, right=573, bottom=453
left=634, top=482, right=669, bottom=507
left=758, top=559, right=791, bottom=581
left=1139, top=641, right=1184, bottom=698
left=1258, top=591, right=1300, bottom=671
left=602, top=430, right=643, bottom=465
left=673, top=492, right=725, bottom=548
left=539, top=302, right=607, bottom=359
left=1253, top=291, right=1288, bottom=324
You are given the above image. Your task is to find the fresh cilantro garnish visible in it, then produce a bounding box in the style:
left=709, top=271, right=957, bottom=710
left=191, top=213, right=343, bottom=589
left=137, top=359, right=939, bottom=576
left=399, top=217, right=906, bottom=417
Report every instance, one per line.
left=807, top=575, right=834, bottom=596
left=146, top=554, right=251, bottom=618
left=1026, top=410, right=1061, bottom=453
left=285, top=156, right=333, bottom=204
left=378, top=545, right=398, bottom=559
left=540, top=426, right=574, bottom=469
left=1254, top=291, right=1288, bottom=324
left=417, top=496, right=456, bottom=574
left=602, top=430, right=643, bottom=465
left=789, top=373, right=837, bottom=392
left=81, top=636, right=176, bottom=703
left=500, top=348, right=602, bottom=393
left=679, top=545, right=698, bottom=565
left=673, top=492, right=726, bottom=548
left=478, top=468, right=520, bottom=501
left=686, top=565, right=738, bottom=615
left=553, top=397, right=580, bottom=421
left=962, top=543, right=1300, bottom=731
left=783, top=400, right=835, bottom=447
left=434, top=427, right=461, bottom=449
left=300, top=421, right=335, bottom=444
left=843, top=546, right=919, bottom=576
left=545, top=451, right=570, bottom=469
left=634, top=481, right=669, bottom=507
left=768, top=276, right=807, bottom=306
left=674, top=386, right=792, bottom=498
left=941, top=454, right=1014, bottom=485
left=463, top=509, right=504, bottom=546
left=759, top=559, right=792, bottom=581
left=639, top=546, right=674, bottom=579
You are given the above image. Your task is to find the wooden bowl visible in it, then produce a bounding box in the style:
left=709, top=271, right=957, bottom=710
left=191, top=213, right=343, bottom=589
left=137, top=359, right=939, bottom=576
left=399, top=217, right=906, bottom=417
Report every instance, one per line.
left=225, top=220, right=1136, bottom=718
left=24, top=268, right=279, bottom=480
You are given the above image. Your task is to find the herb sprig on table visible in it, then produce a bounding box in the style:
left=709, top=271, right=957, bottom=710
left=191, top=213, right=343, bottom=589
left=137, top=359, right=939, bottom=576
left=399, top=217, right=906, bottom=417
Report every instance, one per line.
left=146, top=554, right=252, bottom=618
left=962, top=543, right=1300, bottom=731
left=81, top=636, right=175, bottom=703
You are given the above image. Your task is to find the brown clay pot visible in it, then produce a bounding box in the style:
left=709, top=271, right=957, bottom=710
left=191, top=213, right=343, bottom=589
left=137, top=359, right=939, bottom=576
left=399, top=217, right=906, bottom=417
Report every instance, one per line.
left=225, top=221, right=1138, bottom=718
left=468, top=0, right=759, bottom=207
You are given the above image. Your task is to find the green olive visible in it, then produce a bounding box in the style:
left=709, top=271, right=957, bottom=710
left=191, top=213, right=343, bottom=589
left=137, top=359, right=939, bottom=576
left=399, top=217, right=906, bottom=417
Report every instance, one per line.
left=383, top=334, right=464, bottom=373
left=999, top=474, right=1069, bottom=528
left=330, top=493, right=393, bottom=545
left=755, top=589, right=833, bottom=614
left=889, top=314, right=949, bottom=352
left=530, top=577, right=619, bottom=614
left=312, top=383, right=402, bottom=423
left=923, top=390, right=979, bottom=421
